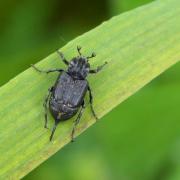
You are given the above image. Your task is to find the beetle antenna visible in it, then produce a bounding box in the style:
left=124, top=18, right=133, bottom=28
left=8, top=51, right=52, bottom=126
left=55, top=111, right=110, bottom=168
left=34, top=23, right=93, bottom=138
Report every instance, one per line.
left=87, top=52, right=96, bottom=61
left=77, top=46, right=82, bottom=56
left=50, top=122, right=58, bottom=141
left=59, top=35, right=67, bottom=44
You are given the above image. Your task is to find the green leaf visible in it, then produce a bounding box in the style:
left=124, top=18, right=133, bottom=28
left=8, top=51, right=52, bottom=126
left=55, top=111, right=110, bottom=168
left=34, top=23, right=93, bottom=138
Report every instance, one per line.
left=0, top=0, right=180, bottom=178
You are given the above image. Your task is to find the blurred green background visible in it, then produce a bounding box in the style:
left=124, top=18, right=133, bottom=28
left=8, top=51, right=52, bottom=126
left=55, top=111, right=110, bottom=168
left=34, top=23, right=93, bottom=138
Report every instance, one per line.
left=0, top=0, right=180, bottom=179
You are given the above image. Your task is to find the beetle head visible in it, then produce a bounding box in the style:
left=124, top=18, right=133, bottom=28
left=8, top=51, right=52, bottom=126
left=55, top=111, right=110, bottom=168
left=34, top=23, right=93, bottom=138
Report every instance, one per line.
left=68, top=57, right=90, bottom=79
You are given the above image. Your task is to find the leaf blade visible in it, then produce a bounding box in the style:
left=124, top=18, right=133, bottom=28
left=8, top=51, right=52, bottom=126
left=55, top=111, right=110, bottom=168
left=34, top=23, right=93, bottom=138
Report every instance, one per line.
left=0, top=0, right=180, bottom=178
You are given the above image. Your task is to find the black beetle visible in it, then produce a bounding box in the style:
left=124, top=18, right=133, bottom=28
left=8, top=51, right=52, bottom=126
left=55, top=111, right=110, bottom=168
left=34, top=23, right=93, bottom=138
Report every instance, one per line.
left=32, top=46, right=107, bottom=141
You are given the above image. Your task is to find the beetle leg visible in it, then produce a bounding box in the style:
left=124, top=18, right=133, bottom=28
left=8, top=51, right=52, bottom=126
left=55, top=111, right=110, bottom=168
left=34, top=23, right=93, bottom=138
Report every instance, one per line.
left=31, top=64, right=64, bottom=74
left=50, top=121, right=59, bottom=141
left=43, top=87, right=53, bottom=129
left=88, top=86, right=98, bottom=121
left=89, top=61, right=107, bottom=74
left=56, top=50, right=69, bottom=65
left=71, top=101, right=85, bottom=142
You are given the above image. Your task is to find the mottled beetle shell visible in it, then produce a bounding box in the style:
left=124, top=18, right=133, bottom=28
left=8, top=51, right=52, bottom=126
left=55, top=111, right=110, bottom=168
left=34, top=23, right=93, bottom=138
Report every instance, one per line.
left=49, top=72, right=88, bottom=121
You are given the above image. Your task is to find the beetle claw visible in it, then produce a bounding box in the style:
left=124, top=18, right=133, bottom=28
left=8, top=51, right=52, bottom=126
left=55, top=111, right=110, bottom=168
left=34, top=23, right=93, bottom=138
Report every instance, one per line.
left=71, top=138, right=75, bottom=143
left=44, top=125, right=49, bottom=130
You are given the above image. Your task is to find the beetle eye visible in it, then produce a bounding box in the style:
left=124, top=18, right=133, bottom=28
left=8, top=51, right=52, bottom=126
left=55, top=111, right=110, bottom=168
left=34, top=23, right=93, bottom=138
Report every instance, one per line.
left=69, top=62, right=73, bottom=66
left=70, top=59, right=78, bottom=66
left=69, top=61, right=75, bottom=68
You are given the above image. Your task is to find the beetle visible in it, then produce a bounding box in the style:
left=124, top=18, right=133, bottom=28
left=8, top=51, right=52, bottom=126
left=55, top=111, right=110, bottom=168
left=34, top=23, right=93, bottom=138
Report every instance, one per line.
left=31, top=46, right=107, bottom=141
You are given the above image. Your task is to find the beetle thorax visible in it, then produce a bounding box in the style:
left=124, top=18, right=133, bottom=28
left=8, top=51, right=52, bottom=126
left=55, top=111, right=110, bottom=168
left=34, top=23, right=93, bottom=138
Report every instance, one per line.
left=67, top=57, right=90, bottom=79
